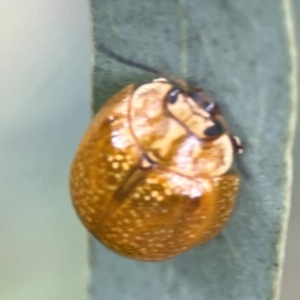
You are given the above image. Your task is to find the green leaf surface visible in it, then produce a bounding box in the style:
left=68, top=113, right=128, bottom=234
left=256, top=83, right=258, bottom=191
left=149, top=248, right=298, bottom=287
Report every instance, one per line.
left=89, top=0, right=298, bottom=299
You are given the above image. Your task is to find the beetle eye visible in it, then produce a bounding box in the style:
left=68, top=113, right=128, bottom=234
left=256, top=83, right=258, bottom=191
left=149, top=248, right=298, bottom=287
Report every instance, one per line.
left=167, top=88, right=181, bottom=104
left=204, top=121, right=223, bottom=137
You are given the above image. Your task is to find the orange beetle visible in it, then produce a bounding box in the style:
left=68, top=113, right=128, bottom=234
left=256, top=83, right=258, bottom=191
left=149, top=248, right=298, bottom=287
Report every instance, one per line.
left=70, top=77, right=243, bottom=261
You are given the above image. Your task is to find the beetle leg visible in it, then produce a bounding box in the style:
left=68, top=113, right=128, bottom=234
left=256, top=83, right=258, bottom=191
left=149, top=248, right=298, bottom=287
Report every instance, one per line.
left=100, top=165, right=149, bottom=226
left=100, top=154, right=156, bottom=226
left=230, top=135, right=244, bottom=154
left=102, top=154, right=156, bottom=224
left=152, top=78, right=168, bottom=83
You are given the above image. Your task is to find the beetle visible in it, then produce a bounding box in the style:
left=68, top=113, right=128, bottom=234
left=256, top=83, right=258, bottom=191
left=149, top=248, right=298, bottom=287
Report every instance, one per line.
left=70, top=46, right=243, bottom=261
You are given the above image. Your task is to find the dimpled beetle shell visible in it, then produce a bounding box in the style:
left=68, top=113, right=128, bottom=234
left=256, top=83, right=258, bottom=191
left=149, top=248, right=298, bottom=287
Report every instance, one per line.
left=70, top=79, right=241, bottom=261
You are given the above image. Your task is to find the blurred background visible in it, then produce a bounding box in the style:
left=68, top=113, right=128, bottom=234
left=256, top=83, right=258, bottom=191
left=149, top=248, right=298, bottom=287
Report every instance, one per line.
left=0, top=0, right=298, bottom=299
left=0, top=1, right=90, bottom=299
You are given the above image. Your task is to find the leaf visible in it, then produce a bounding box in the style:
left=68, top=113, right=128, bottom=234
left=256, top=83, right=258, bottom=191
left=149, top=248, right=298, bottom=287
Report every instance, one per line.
left=89, top=0, right=298, bottom=299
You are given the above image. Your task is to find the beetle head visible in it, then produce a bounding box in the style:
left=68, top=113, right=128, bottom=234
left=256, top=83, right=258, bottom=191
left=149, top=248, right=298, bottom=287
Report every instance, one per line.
left=165, top=88, right=229, bottom=140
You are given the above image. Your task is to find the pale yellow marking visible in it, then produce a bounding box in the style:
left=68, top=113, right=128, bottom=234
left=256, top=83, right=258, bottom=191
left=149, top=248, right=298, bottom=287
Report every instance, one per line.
left=88, top=207, right=96, bottom=213
left=112, top=162, right=119, bottom=169
left=129, top=210, right=137, bottom=216
left=151, top=191, right=159, bottom=197
left=122, top=162, right=130, bottom=170
left=165, top=189, right=172, bottom=196
left=157, top=196, right=164, bottom=202
left=146, top=178, right=158, bottom=184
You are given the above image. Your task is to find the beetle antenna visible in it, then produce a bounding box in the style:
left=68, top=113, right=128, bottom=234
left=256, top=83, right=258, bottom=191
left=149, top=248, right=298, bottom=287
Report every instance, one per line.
left=96, top=43, right=189, bottom=91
